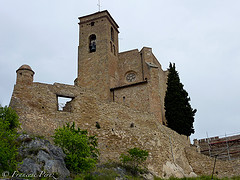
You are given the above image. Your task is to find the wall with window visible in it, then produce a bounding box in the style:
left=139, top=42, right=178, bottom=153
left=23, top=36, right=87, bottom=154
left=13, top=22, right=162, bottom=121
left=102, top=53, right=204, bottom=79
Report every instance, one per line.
left=111, top=82, right=150, bottom=113
left=118, top=49, right=145, bottom=86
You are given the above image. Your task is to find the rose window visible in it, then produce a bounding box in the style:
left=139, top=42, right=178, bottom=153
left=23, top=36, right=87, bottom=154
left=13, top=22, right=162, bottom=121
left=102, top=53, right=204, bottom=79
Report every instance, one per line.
left=126, top=72, right=136, bottom=82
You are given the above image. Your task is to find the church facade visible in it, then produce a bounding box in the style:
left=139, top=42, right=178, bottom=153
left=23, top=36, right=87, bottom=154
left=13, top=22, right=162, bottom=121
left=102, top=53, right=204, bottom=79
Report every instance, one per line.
left=11, top=10, right=168, bottom=125
left=76, top=11, right=168, bottom=124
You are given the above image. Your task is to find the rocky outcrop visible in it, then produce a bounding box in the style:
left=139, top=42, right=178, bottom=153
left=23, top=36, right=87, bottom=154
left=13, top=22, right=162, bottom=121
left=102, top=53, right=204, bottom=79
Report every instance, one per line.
left=17, top=134, right=70, bottom=179
left=162, top=161, right=197, bottom=179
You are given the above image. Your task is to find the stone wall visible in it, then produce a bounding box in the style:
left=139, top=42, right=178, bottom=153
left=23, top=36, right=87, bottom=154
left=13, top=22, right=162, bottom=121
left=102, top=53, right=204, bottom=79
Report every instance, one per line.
left=10, top=79, right=240, bottom=178
left=111, top=81, right=149, bottom=113
left=118, top=49, right=144, bottom=86
left=147, top=60, right=168, bottom=124
left=186, top=146, right=240, bottom=178
left=77, top=11, right=119, bottom=100
left=113, top=47, right=168, bottom=124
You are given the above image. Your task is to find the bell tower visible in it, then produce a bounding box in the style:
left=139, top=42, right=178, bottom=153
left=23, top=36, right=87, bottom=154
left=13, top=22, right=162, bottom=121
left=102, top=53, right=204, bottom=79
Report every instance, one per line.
left=77, top=11, right=119, bottom=100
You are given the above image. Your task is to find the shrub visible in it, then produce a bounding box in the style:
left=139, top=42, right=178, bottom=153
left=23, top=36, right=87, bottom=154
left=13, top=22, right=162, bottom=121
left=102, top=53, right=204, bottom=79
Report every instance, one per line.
left=120, top=147, right=149, bottom=175
left=0, top=105, right=20, bottom=131
left=53, top=122, right=99, bottom=173
left=0, top=106, right=20, bottom=174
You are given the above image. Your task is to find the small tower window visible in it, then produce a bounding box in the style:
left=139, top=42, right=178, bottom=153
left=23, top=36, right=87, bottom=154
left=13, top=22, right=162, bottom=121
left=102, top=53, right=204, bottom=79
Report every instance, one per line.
left=89, top=34, right=96, bottom=53
left=113, top=45, right=116, bottom=55
left=110, top=41, right=112, bottom=52
left=91, top=22, right=95, bottom=26
left=111, top=27, right=114, bottom=42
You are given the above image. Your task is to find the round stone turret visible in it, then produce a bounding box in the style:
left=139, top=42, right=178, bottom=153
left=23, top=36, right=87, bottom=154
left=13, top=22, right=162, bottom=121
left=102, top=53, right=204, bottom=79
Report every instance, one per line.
left=16, top=64, right=35, bottom=85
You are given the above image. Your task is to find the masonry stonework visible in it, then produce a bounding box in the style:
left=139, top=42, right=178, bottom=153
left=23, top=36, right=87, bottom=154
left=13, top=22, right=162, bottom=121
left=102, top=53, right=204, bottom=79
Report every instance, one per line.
left=10, top=10, right=239, bottom=178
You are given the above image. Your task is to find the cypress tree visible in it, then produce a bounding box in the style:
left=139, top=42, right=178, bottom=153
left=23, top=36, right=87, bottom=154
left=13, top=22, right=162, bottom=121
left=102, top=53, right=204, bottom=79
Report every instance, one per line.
left=164, top=63, right=197, bottom=136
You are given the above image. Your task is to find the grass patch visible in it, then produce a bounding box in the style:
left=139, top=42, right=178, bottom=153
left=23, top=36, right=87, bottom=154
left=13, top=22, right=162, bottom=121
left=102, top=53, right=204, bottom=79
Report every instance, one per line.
left=73, top=167, right=119, bottom=180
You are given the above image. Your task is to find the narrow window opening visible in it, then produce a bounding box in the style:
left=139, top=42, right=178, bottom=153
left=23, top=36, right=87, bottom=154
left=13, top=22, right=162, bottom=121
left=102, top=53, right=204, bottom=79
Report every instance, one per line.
left=57, top=96, right=74, bottom=112
left=130, top=123, right=134, bottom=128
left=113, top=45, right=116, bottom=55
left=96, top=122, right=101, bottom=129
left=20, top=73, right=22, bottom=76
left=123, top=96, right=125, bottom=102
left=111, top=27, right=114, bottom=42
left=91, top=22, right=95, bottom=26
left=89, top=34, right=96, bottom=53
left=110, top=41, right=112, bottom=52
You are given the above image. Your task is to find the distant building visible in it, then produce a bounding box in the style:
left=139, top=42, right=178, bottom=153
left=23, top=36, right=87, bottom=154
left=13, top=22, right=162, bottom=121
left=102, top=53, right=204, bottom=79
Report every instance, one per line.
left=194, top=134, right=240, bottom=160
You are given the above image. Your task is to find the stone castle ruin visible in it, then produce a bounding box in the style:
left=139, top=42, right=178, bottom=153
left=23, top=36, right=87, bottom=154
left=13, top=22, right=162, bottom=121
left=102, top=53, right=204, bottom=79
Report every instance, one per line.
left=10, top=11, right=240, bottom=178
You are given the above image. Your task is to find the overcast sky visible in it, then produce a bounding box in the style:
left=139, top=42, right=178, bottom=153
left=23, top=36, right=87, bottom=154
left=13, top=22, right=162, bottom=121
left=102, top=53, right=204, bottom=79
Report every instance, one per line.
left=1, top=0, right=239, bottom=141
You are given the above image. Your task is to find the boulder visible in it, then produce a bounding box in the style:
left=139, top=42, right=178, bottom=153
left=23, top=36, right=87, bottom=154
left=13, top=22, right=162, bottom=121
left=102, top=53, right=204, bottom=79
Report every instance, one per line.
left=162, top=161, right=197, bottom=179
left=17, top=134, right=70, bottom=179
left=18, top=158, right=41, bottom=174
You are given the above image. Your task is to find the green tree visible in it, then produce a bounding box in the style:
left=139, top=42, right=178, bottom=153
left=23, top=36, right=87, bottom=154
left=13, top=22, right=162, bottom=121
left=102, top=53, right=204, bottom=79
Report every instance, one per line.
left=120, top=147, right=149, bottom=174
left=53, top=122, right=99, bottom=173
left=164, top=63, right=197, bottom=136
left=0, top=105, right=20, bottom=174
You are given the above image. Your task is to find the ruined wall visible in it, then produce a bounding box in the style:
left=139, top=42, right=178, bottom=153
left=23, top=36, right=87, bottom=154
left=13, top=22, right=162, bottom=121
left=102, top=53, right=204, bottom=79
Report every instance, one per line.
left=10, top=79, right=240, bottom=178
left=10, top=80, right=190, bottom=177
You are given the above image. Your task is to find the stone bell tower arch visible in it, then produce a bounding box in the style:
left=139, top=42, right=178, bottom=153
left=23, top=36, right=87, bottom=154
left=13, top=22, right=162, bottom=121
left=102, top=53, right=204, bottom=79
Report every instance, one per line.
left=76, top=11, right=119, bottom=101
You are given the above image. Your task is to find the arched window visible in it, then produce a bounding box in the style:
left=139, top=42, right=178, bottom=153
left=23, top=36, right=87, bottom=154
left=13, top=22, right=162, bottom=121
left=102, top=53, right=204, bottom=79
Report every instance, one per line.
left=111, top=27, right=114, bottom=42
left=89, top=34, right=96, bottom=53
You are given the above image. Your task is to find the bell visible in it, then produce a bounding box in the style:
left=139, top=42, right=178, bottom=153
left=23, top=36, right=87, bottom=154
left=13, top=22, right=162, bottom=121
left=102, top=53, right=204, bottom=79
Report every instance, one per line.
left=90, top=42, right=96, bottom=52
left=91, top=45, right=96, bottom=51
